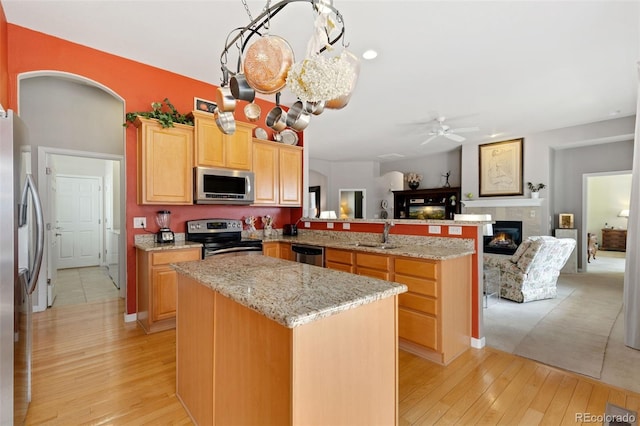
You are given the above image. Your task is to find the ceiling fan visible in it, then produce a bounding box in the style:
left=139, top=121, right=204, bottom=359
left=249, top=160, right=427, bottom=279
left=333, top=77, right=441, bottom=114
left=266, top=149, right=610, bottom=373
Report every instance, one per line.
left=421, top=116, right=479, bottom=145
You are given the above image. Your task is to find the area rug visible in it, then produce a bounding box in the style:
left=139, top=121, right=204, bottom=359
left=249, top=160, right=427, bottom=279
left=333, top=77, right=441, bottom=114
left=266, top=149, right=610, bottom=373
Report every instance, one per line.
left=513, top=273, right=623, bottom=379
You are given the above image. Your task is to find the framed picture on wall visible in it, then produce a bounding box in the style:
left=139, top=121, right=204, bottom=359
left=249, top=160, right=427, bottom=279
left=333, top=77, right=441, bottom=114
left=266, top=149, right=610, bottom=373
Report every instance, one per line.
left=194, top=97, right=217, bottom=114
left=479, top=138, right=524, bottom=197
left=559, top=213, right=574, bottom=229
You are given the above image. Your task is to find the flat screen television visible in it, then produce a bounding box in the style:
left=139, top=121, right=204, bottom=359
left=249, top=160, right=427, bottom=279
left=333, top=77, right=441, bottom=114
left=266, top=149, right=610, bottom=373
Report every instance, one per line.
left=408, top=205, right=446, bottom=220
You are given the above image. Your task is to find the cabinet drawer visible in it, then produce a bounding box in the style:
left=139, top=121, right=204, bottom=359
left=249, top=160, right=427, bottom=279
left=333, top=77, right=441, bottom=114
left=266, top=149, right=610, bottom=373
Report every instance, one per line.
left=394, top=274, right=437, bottom=298
left=399, top=293, right=437, bottom=316
left=326, top=261, right=355, bottom=274
left=152, top=248, right=201, bottom=266
left=356, top=253, right=390, bottom=271
left=357, top=267, right=390, bottom=281
left=395, top=257, right=437, bottom=280
left=399, top=308, right=437, bottom=351
left=325, top=249, right=354, bottom=265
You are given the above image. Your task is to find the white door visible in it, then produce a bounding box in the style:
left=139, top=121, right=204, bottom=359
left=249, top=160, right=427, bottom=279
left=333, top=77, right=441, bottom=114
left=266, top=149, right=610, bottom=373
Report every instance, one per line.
left=56, top=176, right=102, bottom=269
left=47, top=167, right=59, bottom=307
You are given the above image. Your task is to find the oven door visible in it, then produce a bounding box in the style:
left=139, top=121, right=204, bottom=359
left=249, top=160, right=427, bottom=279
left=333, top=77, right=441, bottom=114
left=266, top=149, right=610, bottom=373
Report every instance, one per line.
left=204, top=246, right=263, bottom=258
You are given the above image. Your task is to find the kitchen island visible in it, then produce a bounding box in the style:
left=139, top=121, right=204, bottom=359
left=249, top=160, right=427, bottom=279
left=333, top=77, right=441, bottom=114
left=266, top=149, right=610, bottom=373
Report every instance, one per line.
left=172, top=255, right=407, bottom=426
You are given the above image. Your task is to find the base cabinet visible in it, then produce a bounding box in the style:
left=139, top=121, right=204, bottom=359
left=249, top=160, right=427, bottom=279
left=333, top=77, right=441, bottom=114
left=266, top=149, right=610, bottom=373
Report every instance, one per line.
left=177, top=274, right=398, bottom=426
left=136, top=247, right=200, bottom=333
left=395, top=256, right=471, bottom=365
left=327, top=246, right=471, bottom=365
left=262, top=241, right=293, bottom=261
left=325, top=248, right=355, bottom=273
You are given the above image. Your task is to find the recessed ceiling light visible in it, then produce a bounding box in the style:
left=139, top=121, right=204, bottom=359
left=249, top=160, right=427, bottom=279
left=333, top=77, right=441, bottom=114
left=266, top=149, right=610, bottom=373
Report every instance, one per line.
left=362, top=49, right=378, bottom=60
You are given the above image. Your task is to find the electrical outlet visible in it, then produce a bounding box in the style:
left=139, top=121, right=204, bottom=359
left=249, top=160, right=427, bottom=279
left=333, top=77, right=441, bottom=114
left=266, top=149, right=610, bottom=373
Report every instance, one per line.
left=133, top=217, right=146, bottom=229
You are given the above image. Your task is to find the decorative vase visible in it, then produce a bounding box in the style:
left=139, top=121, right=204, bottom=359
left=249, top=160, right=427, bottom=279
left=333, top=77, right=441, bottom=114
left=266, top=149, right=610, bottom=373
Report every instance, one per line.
left=531, top=192, right=540, bottom=199
left=409, top=182, right=420, bottom=190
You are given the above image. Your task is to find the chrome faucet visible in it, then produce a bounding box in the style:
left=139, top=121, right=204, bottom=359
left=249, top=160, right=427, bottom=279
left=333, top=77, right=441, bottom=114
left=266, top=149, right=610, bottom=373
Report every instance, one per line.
left=382, top=220, right=394, bottom=244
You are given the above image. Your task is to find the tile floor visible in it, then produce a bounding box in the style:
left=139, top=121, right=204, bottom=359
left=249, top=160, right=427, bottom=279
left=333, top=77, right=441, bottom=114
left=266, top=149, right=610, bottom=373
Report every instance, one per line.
left=52, top=266, right=120, bottom=307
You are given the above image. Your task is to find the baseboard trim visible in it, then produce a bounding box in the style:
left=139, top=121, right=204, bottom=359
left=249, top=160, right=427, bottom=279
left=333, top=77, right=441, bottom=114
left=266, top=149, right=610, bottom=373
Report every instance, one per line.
left=124, top=312, right=137, bottom=323
left=471, top=337, right=485, bottom=349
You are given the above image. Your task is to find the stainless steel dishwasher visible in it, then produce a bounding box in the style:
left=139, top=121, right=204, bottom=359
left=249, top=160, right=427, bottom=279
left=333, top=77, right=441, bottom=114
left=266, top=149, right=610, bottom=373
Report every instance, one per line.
left=291, top=244, right=325, bottom=267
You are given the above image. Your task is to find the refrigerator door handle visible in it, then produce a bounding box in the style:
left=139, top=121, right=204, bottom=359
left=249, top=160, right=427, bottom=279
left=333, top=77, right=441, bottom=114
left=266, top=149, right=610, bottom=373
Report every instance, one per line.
left=20, top=174, right=45, bottom=295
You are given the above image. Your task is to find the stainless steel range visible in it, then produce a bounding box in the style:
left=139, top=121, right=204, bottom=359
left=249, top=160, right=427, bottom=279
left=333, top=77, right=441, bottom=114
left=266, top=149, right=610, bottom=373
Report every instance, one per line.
left=186, top=219, right=263, bottom=258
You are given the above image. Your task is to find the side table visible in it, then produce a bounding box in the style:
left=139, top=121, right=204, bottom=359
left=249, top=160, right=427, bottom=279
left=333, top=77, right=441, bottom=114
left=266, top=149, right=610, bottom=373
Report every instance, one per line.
left=482, top=264, right=501, bottom=308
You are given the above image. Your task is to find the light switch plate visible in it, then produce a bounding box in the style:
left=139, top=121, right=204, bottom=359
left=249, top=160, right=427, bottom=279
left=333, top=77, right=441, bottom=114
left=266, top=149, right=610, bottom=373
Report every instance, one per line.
left=448, top=226, right=463, bottom=235
left=428, top=225, right=441, bottom=234
left=327, top=222, right=334, bottom=229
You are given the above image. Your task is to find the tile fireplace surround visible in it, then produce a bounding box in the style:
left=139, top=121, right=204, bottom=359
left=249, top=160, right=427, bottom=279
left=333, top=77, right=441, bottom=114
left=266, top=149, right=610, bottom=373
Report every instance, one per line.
left=462, top=198, right=543, bottom=241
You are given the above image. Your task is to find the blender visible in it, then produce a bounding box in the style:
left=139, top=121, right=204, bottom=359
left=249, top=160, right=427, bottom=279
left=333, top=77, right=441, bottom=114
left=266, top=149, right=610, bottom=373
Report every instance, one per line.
left=155, top=210, right=175, bottom=243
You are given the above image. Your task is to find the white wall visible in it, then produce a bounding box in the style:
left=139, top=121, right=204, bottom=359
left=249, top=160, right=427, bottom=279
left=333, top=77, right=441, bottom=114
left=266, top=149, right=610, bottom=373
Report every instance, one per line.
left=308, top=159, right=380, bottom=218
left=587, top=173, right=632, bottom=233
left=461, top=115, right=636, bottom=235
left=380, top=149, right=461, bottom=189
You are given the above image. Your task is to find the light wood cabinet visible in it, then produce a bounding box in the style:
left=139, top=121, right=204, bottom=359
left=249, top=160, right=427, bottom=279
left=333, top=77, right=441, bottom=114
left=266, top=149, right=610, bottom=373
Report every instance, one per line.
left=136, top=247, right=201, bottom=333
left=325, top=248, right=355, bottom=273
left=262, top=241, right=293, bottom=261
left=135, top=116, right=194, bottom=205
left=394, top=255, right=471, bottom=365
left=356, top=252, right=391, bottom=280
left=177, top=274, right=398, bottom=426
left=252, top=140, right=302, bottom=206
left=329, top=246, right=471, bottom=365
left=191, top=111, right=254, bottom=170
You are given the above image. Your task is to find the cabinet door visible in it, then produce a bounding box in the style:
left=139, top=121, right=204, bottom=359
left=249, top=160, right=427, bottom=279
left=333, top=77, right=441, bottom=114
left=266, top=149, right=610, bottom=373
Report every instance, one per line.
left=137, top=117, right=193, bottom=205
left=279, top=243, right=293, bottom=261
left=193, top=112, right=225, bottom=168
left=279, top=146, right=302, bottom=206
left=253, top=141, right=279, bottom=205
left=226, top=122, right=253, bottom=171
left=262, top=242, right=279, bottom=257
left=399, top=308, right=438, bottom=351
left=152, top=266, right=177, bottom=321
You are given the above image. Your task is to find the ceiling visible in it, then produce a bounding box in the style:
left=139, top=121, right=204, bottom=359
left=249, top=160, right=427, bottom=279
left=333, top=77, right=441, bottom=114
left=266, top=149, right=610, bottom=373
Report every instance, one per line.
left=4, top=1, right=639, bottom=162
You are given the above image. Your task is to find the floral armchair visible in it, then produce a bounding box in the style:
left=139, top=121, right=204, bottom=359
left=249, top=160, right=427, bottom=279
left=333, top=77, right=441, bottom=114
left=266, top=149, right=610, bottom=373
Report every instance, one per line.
left=483, top=236, right=576, bottom=303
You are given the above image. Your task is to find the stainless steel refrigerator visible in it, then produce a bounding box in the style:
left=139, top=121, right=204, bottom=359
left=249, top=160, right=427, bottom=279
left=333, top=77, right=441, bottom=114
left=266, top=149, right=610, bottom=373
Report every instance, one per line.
left=0, top=109, right=44, bottom=425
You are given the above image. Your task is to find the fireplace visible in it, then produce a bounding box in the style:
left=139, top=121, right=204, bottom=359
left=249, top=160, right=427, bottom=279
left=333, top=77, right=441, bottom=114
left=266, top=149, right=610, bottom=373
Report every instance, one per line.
left=484, top=220, right=523, bottom=255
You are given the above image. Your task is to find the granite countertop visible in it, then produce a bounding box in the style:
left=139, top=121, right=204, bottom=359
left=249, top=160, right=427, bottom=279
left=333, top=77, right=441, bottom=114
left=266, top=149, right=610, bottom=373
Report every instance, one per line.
left=265, top=235, right=475, bottom=260
left=135, top=240, right=202, bottom=252
left=172, top=255, right=407, bottom=329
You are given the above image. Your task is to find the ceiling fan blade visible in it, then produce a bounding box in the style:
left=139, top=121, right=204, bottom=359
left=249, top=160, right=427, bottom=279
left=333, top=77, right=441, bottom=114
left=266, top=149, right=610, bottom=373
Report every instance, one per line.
left=449, top=126, right=480, bottom=133
left=420, top=135, right=438, bottom=145
left=444, top=133, right=466, bottom=142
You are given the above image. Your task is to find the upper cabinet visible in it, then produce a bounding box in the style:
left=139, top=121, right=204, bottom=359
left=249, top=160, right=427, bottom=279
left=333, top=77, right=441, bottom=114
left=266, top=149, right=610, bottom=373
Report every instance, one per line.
left=135, top=116, right=194, bottom=205
left=191, top=110, right=254, bottom=170
left=252, top=139, right=302, bottom=206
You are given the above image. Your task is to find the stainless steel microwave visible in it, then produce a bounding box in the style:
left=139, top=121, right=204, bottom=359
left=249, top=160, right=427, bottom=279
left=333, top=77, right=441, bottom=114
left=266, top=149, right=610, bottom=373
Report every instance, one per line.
left=194, top=167, right=255, bottom=204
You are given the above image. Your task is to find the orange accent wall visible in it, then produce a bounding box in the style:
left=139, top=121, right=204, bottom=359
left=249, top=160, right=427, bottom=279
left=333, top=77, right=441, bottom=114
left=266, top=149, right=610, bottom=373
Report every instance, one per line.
left=6, top=24, right=302, bottom=314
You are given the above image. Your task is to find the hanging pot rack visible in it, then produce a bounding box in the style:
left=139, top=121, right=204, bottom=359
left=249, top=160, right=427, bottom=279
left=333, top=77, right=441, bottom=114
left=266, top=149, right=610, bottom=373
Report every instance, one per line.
left=220, top=0, right=346, bottom=78
left=216, top=0, right=355, bottom=136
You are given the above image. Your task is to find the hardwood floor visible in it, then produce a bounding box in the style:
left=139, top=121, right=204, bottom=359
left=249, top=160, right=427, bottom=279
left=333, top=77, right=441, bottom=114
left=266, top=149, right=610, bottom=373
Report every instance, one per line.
left=26, top=298, right=640, bottom=425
